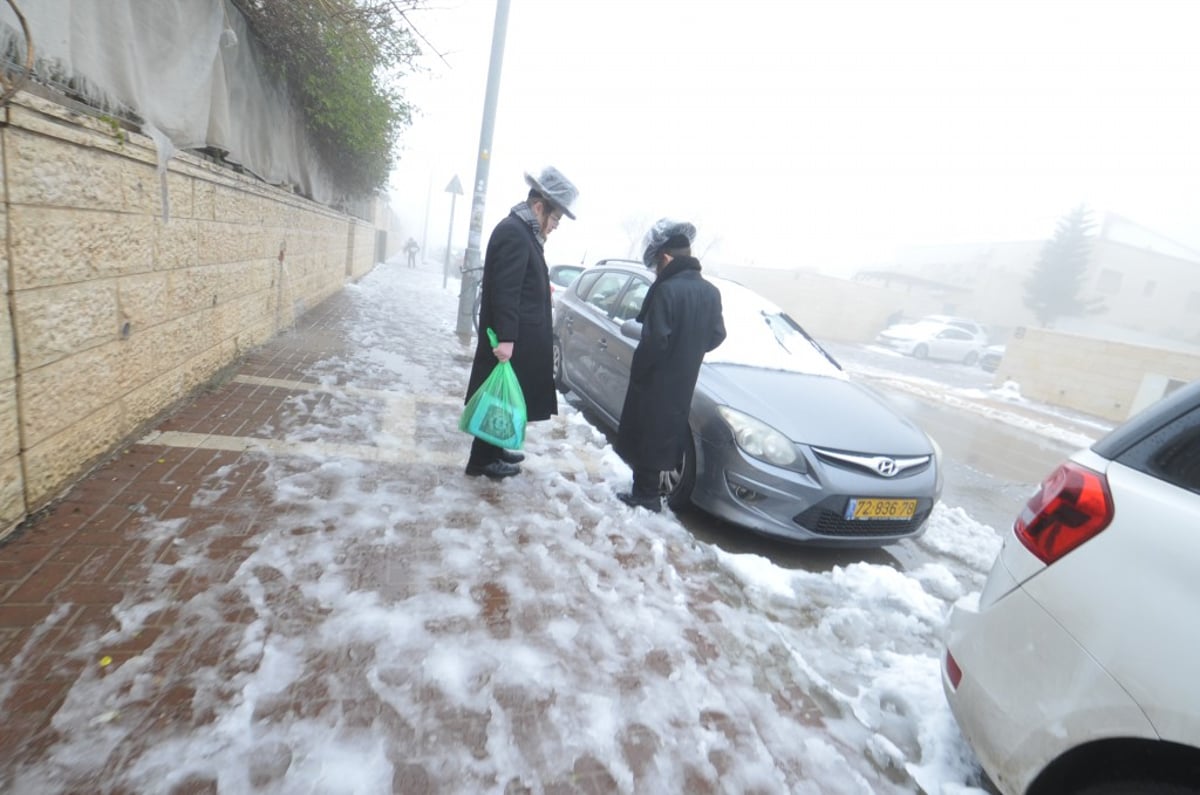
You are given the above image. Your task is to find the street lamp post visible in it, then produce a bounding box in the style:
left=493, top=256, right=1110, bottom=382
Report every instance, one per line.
left=455, top=0, right=510, bottom=337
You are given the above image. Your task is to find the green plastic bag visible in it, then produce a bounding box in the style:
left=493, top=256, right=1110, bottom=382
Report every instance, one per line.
left=459, top=328, right=527, bottom=449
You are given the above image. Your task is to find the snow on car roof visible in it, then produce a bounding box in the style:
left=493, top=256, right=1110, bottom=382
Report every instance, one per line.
left=705, top=278, right=847, bottom=379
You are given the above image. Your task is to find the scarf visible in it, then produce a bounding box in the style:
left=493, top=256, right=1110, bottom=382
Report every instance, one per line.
left=511, top=202, right=545, bottom=249
left=636, top=255, right=702, bottom=323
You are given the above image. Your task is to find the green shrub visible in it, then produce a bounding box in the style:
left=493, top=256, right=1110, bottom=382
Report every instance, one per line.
left=231, top=0, right=420, bottom=198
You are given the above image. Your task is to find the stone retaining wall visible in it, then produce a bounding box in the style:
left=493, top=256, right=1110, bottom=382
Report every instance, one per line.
left=1, top=92, right=379, bottom=538
left=991, top=329, right=1200, bottom=422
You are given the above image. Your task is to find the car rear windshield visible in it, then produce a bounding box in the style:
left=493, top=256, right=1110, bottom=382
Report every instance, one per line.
left=1107, top=400, right=1200, bottom=494
left=1094, top=380, right=1200, bottom=461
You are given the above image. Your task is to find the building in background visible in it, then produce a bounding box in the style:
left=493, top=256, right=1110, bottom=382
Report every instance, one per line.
left=855, top=212, right=1200, bottom=347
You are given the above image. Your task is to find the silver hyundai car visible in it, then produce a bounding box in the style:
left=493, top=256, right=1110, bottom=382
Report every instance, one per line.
left=552, top=259, right=943, bottom=546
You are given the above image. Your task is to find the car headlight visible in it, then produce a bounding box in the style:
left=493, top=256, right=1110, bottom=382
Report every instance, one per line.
left=717, top=406, right=797, bottom=466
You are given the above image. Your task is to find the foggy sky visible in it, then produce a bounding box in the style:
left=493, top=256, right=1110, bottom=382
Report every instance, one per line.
left=388, top=0, right=1200, bottom=275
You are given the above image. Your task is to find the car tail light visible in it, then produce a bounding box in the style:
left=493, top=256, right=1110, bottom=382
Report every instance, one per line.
left=945, top=649, right=963, bottom=689
left=1014, top=461, right=1113, bottom=564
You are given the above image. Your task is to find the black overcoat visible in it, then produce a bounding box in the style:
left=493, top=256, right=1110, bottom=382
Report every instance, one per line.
left=465, top=212, right=558, bottom=421
left=614, top=260, right=726, bottom=471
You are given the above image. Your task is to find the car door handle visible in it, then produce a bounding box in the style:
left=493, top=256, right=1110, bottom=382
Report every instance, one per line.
left=598, top=337, right=608, bottom=351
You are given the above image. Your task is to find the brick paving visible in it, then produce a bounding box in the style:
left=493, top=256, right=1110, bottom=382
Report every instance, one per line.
left=0, top=263, right=690, bottom=794
left=0, top=278, right=481, bottom=793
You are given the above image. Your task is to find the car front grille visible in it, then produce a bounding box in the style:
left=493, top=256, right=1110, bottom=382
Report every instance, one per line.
left=793, top=500, right=934, bottom=538
left=811, top=447, right=932, bottom=479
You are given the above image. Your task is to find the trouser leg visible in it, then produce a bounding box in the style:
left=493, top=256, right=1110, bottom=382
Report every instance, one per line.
left=469, top=437, right=502, bottom=467
left=632, top=468, right=661, bottom=500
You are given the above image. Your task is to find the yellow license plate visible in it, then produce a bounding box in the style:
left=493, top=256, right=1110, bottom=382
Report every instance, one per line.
left=846, top=498, right=917, bottom=521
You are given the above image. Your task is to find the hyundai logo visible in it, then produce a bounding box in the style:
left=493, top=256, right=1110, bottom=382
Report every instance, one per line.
left=875, top=458, right=898, bottom=477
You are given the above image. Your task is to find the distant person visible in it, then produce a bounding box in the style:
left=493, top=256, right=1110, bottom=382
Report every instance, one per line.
left=403, top=237, right=420, bottom=268
left=463, top=166, right=580, bottom=479
left=614, top=219, right=726, bottom=511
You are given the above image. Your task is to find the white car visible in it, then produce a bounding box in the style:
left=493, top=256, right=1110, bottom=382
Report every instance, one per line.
left=549, top=263, right=586, bottom=309
left=942, top=379, right=1200, bottom=794
left=979, top=344, right=1005, bottom=373
left=874, top=321, right=985, bottom=364
left=921, top=314, right=989, bottom=341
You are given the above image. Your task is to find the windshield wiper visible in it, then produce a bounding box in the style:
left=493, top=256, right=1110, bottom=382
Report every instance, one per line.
left=762, top=312, right=793, bottom=355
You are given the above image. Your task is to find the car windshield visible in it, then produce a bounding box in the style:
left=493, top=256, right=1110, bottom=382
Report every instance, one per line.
left=705, top=279, right=846, bottom=378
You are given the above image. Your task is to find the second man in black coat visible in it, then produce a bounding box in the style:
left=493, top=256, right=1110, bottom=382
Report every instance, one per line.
left=614, top=219, right=726, bottom=511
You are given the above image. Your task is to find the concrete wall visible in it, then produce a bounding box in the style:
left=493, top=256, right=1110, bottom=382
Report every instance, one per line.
left=990, top=328, right=1200, bottom=423
left=1, top=92, right=379, bottom=538
left=716, top=265, right=944, bottom=343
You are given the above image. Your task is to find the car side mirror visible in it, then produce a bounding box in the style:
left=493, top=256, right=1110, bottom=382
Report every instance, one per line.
left=620, top=319, right=642, bottom=340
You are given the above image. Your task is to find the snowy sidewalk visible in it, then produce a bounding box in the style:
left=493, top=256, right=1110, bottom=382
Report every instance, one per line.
left=0, top=257, right=997, bottom=794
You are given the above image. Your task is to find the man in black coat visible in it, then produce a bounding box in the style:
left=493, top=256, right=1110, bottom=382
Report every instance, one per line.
left=614, top=219, right=726, bottom=511
left=464, top=166, right=580, bottom=479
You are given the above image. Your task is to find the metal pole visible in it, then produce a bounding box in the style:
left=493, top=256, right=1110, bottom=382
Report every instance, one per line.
left=455, top=0, right=510, bottom=337
left=421, top=171, right=431, bottom=261
left=443, top=191, right=457, bottom=288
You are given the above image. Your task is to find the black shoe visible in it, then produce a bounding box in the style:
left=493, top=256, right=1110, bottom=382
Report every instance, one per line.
left=498, top=449, right=525, bottom=464
left=617, top=492, right=662, bottom=512
left=465, top=460, right=521, bottom=479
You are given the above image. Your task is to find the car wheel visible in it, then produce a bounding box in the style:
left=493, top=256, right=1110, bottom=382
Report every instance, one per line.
left=913, top=344, right=929, bottom=360
left=663, top=433, right=697, bottom=510
left=552, top=339, right=567, bottom=394
left=1062, top=753, right=1200, bottom=795
left=963, top=350, right=979, bottom=366
left=1072, top=777, right=1198, bottom=795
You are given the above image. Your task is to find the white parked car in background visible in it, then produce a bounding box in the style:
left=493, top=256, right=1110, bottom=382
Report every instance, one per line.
left=920, top=314, right=989, bottom=341
left=943, top=379, right=1200, bottom=794
left=548, top=263, right=586, bottom=310
left=874, top=321, right=986, bottom=364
